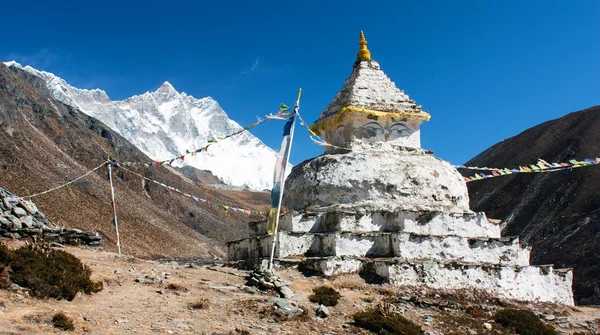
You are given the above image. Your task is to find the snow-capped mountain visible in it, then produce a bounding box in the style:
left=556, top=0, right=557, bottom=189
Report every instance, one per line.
left=5, top=61, right=287, bottom=191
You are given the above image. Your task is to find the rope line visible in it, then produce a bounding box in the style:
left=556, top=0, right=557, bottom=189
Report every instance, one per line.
left=21, top=161, right=109, bottom=199
left=113, top=162, right=265, bottom=216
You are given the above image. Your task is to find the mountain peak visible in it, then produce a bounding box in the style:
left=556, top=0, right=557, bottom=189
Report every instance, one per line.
left=153, top=81, right=179, bottom=100
left=4, top=60, right=23, bottom=68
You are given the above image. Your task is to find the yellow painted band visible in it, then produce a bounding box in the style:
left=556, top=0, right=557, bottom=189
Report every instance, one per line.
left=309, top=105, right=431, bottom=135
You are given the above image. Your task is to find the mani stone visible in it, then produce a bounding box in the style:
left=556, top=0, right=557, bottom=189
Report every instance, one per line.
left=227, top=31, right=574, bottom=306
left=19, top=201, right=38, bottom=215
left=0, top=216, right=11, bottom=228
left=20, top=216, right=34, bottom=229
left=12, top=206, right=27, bottom=218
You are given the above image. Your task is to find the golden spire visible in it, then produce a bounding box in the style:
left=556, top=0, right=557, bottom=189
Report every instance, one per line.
left=356, top=31, right=371, bottom=61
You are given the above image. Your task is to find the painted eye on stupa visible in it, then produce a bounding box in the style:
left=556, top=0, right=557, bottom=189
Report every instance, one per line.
left=361, top=122, right=385, bottom=135
left=389, top=123, right=413, bottom=137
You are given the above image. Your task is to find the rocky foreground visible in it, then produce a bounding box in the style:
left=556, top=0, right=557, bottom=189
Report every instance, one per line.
left=0, top=240, right=598, bottom=335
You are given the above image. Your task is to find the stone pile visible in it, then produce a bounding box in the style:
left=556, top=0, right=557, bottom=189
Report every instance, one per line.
left=0, top=187, right=101, bottom=247
left=245, top=260, right=294, bottom=299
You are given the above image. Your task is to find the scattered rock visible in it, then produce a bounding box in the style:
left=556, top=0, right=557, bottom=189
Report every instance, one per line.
left=483, top=322, right=492, bottom=331
left=316, top=304, right=330, bottom=318
left=279, top=286, right=294, bottom=299
left=270, top=298, right=304, bottom=319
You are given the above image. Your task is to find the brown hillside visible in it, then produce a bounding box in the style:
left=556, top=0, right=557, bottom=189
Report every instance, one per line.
left=464, top=105, right=600, bottom=305
left=0, top=62, right=269, bottom=259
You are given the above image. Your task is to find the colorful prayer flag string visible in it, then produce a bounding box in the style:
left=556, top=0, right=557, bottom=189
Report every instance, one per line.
left=459, top=157, right=600, bottom=182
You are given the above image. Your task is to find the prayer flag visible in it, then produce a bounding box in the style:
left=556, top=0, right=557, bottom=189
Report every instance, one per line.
left=267, top=114, right=296, bottom=234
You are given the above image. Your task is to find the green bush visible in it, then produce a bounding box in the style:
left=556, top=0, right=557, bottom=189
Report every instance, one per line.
left=495, top=309, right=557, bottom=335
left=354, top=307, right=423, bottom=335
left=309, top=285, right=341, bottom=306
left=52, top=312, right=75, bottom=331
left=1, top=242, right=102, bottom=300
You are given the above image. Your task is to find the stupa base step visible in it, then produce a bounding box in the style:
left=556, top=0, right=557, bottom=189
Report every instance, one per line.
left=230, top=256, right=573, bottom=306
left=227, top=231, right=530, bottom=266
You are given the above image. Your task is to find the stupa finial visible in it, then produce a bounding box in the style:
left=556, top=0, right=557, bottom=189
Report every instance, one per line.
left=357, top=31, right=371, bottom=61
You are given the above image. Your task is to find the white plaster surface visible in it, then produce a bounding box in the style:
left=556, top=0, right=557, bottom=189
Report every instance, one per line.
left=305, top=257, right=363, bottom=277
left=392, top=233, right=530, bottom=266
left=281, top=210, right=501, bottom=239
left=376, top=261, right=574, bottom=305
left=336, top=233, right=392, bottom=257
left=284, top=143, right=470, bottom=213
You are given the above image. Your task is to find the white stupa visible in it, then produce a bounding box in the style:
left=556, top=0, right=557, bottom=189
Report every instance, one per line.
left=228, top=32, right=574, bottom=305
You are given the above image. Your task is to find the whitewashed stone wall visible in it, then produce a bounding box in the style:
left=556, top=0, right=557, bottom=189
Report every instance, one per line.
left=284, top=143, right=470, bottom=213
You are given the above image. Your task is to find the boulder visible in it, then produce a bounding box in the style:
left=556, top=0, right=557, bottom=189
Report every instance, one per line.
left=19, top=201, right=38, bottom=215
left=20, top=216, right=34, bottom=229
left=279, top=286, right=295, bottom=299
left=0, top=216, right=12, bottom=228
left=270, top=298, right=304, bottom=319
left=12, top=207, right=27, bottom=218
left=316, top=304, right=330, bottom=318
left=11, top=218, right=22, bottom=229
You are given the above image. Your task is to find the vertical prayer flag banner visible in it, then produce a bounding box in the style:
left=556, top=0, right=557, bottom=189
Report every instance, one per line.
left=267, top=114, right=295, bottom=234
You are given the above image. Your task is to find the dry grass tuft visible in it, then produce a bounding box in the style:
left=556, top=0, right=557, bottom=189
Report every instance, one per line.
left=166, top=282, right=188, bottom=292
left=353, top=303, right=423, bottom=335
left=309, top=285, right=341, bottom=307
left=495, top=309, right=557, bottom=335
left=189, top=298, right=210, bottom=310
left=52, top=312, right=74, bottom=331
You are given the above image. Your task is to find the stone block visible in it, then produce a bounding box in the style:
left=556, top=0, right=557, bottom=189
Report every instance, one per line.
left=280, top=209, right=501, bottom=239
left=19, top=201, right=38, bottom=215
left=20, top=216, right=34, bottom=229
left=391, top=233, right=530, bottom=266
left=12, top=207, right=27, bottom=218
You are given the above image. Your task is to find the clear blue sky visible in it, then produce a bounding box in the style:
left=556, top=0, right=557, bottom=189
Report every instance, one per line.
left=2, top=0, right=598, bottom=165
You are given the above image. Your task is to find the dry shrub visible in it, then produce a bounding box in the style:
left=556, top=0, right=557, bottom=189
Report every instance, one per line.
left=309, top=285, right=341, bottom=307
left=466, top=306, right=489, bottom=318
left=189, top=298, right=210, bottom=310
left=2, top=242, right=102, bottom=300
left=335, top=277, right=364, bottom=290
left=166, top=282, right=188, bottom=292
left=0, top=242, right=10, bottom=264
left=353, top=304, right=423, bottom=335
left=495, top=309, right=557, bottom=335
left=0, top=265, right=10, bottom=289
left=52, top=312, right=74, bottom=331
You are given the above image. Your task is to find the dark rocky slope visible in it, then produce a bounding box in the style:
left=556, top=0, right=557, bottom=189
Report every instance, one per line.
left=464, top=106, right=600, bottom=305
left=0, top=62, right=268, bottom=259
